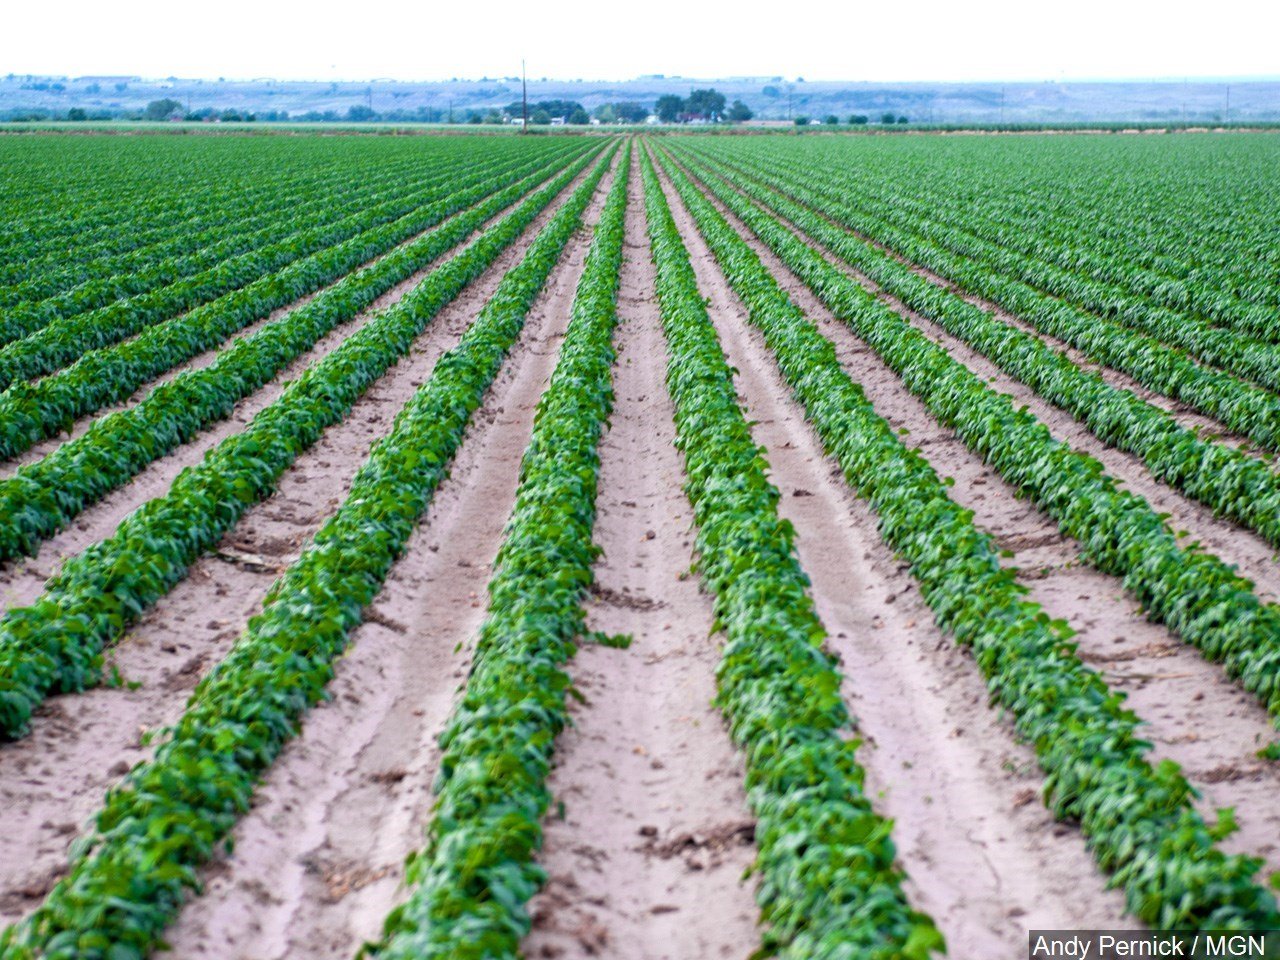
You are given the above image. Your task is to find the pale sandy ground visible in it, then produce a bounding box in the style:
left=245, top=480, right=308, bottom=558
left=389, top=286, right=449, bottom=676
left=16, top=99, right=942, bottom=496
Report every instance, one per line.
left=522, top=155, right=759, bottom=960
left=0, top=154, right=607, bottom=926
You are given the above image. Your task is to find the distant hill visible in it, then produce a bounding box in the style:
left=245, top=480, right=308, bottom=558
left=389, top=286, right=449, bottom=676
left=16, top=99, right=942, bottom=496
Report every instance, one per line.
left=4, top=74, right=1279, bottom=124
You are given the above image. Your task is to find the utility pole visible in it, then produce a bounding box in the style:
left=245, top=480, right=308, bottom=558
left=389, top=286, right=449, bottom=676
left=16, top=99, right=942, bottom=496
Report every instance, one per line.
left=448, top=99, right=453, bottom=124
left=521, top=59, right=528, bottom=134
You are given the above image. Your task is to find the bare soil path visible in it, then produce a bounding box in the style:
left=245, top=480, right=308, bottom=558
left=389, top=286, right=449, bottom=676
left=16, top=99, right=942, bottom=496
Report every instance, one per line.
left=523, top=155, right=759, bottom=960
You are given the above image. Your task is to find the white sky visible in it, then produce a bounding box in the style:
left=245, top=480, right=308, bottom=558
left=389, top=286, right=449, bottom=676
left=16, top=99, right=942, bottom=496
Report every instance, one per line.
left=3, top=0, right=1277, bottom=83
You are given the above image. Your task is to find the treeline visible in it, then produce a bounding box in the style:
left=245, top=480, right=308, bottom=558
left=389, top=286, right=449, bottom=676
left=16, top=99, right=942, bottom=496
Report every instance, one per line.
left=6, top=87, right=758, bottom=125
left=655, top=89, right=753, bottom=123
left=793, top=112, right=912, bottom=127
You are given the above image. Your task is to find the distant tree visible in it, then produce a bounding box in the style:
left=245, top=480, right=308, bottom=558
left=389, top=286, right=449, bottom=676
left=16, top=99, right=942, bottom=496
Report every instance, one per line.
left=67, top=108, right=87, bottom=122
left=594, top=103, right=617, bottom=123
left=849, top=114, right=869, bottom=125
left=794, top=115, right=810, bottom=127
left=761, top=85, right=781, bottom=98
left=84, top=83, right=100, bottom=94
left=897, top=115, right=909, bottom=124
left=537, top=99, right=584, bottom=120
left=614, top=101, right=649, bottom=123
left=143, top=98, right=183, bottom=120
left=114, top=82, right=128, bottom=92
left=483, top=109, right=504, bottom=124
left=530, top=108, right=551, bottom=125
left=466, top=110, right=483, bottom=124
left=686, top=88, right=726, bottom=120
left=880, top=112, right=896, bottom=124
left=656, top=94, right=684, bottom=123
left=824, top=114, right=839, bottom=125
left=346, top=104, right=377, bottom=122
left=728, top=100, right=753, bottom=122
left=221, top=109, right=244, bottom=122
left=568, top=106, right=590, bottom=124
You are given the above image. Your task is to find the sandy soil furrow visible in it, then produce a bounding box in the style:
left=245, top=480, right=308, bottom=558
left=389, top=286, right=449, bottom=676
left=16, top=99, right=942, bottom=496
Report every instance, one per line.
left=156, top=159, right=620, bottom=960
left=665, top=158, right=1280, bottom=888
left=655, top=155, right=1144, bottom=953
left=0, top=164, right=567, bottom=481
left=0, top=155, right=610, bottom=926
left=522, top=156, right=759, bottom=960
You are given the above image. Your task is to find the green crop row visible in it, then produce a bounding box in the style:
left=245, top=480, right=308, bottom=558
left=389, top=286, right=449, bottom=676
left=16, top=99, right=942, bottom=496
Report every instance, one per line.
left=643, top=148, right=942, bottom=959
left=0, top=143, right=582, bottom=463
left=0, top=146, right=581, bottom=559
left=0, top=148, right=442, bottom=308
left=0, top=142, right=619, bottom=960
left=0, top=144, right=608, bottom=740
left=0, top=148, right=471, bottom=332
left=0, top=136, right=451, bottom=270
left=670, top=150, right=1280, bottom=554
left=0, top=146, right=586, bottom=561
left=652, top=145, right=1280, bottom=930
left=0, top=139, right=291, bottom=262
left=0, top=145, right=575, bottom=388
left=684, top=143, right=1280, bottom=452
left=708, top=136, right=1280, bottom=320
left=658, top=146, right=1280, bottom=731
left=363, top=143, right=629, bottom=960
left=698, top=145, right=1280, bottom=395
left=858, top=167, right=1280, bottom=342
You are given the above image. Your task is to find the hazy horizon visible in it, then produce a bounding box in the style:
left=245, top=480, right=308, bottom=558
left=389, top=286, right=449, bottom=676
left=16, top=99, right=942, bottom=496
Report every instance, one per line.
left=4, top=0, right=1278, bottom=85
left=9, top=71, right=1280, bottom=86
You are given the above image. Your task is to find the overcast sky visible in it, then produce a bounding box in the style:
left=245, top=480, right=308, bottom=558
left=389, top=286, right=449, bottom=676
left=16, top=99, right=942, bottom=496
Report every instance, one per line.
left=3, top=0, right=1277, bottom=83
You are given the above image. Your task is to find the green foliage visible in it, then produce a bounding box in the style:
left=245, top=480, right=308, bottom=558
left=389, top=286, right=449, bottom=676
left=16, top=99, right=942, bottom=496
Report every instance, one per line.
left=655, top=143, right=1280, bottom=930
left=642, top=148, right=943, bottom=959
left=367, top=145, right=629, bottom=960
left=722, top=143, right=1280, bottom=451
left=671, top=141, right=1280, bottom=732
left=686, top=88, right=727, bottom=120
left=0, top=143, right=589, bottom=561
left=656, top=94, right=684, bottom=123
left=142, top=98, right=182, bottom=120
left=0, top=145, right=607, bottom=740
left=0, top=143, right=620, bottom=960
